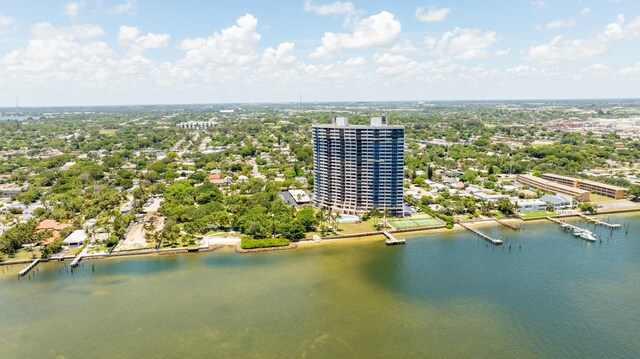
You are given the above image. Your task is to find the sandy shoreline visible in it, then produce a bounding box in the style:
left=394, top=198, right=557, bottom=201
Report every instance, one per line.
left=2, top=211, right=638, bottom=267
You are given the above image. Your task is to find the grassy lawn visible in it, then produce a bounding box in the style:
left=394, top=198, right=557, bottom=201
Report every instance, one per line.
left=71, top=243, right=87, bottom=256
left=5, top=248, right=40, bottom=261
left=520, top=211, right=554, bottom=219
left=88, top=245, right=109, bottom=253
left=455, top=215, right=478, bottom=223
left=589, top=194, right=617, bottom=203
left=335, top=219, right=377, bottom=234
left=492, top=211, right=508, bottom=218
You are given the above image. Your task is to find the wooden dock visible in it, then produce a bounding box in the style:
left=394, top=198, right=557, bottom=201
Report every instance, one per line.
left=70, top=254, right=83, bottom=268
left=457, top=222, right=503, bottom=245
left=383, top=231, right=405, bottom=245
left=18, top=259, right=39, bottom=277
left=494, top=218, right=520, bottom=230
left=546, top=217, right=595, bottom=236
left=578, top=214, right=621, bottom=228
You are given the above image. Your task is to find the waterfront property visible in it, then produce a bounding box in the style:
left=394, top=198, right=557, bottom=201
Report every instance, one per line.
left=517, top=174, right=591, bottom=201
left=312, top=116, right=404, bottom=215
left=516, top=198, right=547, bottom=213
left=539, top=194, right=575, bottom=210
left=1, top=214, right=639, bottom=358
left=63, top=229, right=88, bottom=247
left=541, top=173, right=627, bottom=199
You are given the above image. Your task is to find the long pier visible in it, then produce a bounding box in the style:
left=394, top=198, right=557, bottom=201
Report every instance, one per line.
left=457, top=222, right=503, bottom=245
left=18, top=259, right=39, bottom=277
left=578, top=214, right=621, bottom=229
left=383, top=231, right=405, bottom=245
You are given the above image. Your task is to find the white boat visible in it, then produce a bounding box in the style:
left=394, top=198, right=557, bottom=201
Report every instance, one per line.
left=572, top=230, right=583, bottom=237
left=579, top=232, right=597, bottom=242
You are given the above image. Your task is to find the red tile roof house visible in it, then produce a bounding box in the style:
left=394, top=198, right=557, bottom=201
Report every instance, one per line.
left=35, top=219, right=72, bottom=245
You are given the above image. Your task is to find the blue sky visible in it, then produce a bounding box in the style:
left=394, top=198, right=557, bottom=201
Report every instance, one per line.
left=0, top=0, right=639, bottom=106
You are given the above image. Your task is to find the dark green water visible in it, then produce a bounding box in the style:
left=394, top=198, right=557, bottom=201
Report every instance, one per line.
left=1, top=214, right=639, bottom=358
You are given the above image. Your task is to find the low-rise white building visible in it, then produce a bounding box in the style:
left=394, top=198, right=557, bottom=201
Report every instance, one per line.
left=539, top=194, right=574, bottom=210
left=517, top=199, right=547, bottom=213
left=288, top=189, right=310, bottom=204
left=63, top=230, right=88, bottom=247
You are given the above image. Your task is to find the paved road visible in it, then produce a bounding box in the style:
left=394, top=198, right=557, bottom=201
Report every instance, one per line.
left=248, top=158, right=265, bottom=179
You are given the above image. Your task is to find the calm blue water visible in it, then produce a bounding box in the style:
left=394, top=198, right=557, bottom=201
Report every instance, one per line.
left=0, top=214, right=638, bottom=358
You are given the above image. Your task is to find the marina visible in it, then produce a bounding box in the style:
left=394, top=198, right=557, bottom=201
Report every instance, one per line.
left=578, top=214, right=622, bottom=228
left=546, top=217, right=597, bottom=242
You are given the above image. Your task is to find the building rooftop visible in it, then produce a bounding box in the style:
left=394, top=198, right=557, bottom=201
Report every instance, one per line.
left=542, top=173, right=627, bottom=191
left=313, top=116, right=404, bottom=129
left=518, top=174, right=590, bottom=195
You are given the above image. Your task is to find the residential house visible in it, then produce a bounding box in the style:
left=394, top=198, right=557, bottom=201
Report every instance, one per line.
left=516, top=199, right=547, bottom=213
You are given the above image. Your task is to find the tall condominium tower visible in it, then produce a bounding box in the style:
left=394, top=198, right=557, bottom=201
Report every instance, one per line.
left=312, top=116, right=405, bottom=215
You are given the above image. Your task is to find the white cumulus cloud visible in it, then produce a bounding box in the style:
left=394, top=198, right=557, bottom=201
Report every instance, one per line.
left=118, top=25, right=140, bottom=45
left=311, top=11, right=401, bottom=58
left=118, top=25, right=169, bottom=52
left=531, top=0, right=547, bottom=9
left=64, top=1, right=85, bottom=18
left=179, top=13, right=261, bottom=67
left=537, top=19, right=575, bottom=31
left=0, top=14, right=15, bottom=34
left=528, top=14, right=640, bottom=63
left=436, top=27, right=500, bottom=60
left=114, top=0, right=137, bottom=15
left=261, top=42, right=297, bottom=66
left=618, top=61, right=640, bottom=75
left=343, top=56, right=366, bottom=66
left=415, top=6, right=450, bottom=23
left=303, top=1, right=356, bottom=15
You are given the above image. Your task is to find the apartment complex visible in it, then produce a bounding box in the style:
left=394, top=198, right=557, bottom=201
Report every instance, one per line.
left=312, top=116, right=404, bottom=215
left=541, top=173, right=627, bottom=199
left=516, top=174, right=591, bottom=201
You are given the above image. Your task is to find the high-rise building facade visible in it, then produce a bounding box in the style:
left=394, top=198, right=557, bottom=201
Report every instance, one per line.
left=312, top=116, right=405, bottom=215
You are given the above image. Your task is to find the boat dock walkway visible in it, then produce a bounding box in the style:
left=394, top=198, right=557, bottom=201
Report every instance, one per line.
left=578, top=214, right=621, bottom=228
left=18, top=259, right=39, bottom=277
left=383, top=231, right=405, bottom=245
left=71, top=244, right=92, bottom=268
left=494, top=218, right=520, bottom=230
left=457, top=222, right=503, bottom=245
left=546, top=217, right=596, bottom=238
left=70, top=255, right=82, bottom=268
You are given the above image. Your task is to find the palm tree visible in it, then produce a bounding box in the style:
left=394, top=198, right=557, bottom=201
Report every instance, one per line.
left=370, top=207, right=380, bottom=229
left=383, top=209, right=391, bottom=229
left=330, top=212, right=340, bottom=233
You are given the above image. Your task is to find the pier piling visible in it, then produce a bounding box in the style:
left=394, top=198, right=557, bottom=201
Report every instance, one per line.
left=457, top=222, right=503, bottom=245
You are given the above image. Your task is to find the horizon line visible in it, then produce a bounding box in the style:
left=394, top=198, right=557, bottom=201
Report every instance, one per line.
left=1, top=97, right=640, bottom=111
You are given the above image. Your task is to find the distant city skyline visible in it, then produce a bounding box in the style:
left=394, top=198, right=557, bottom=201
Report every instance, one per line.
left=1, top=0, right=640, bottom=106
